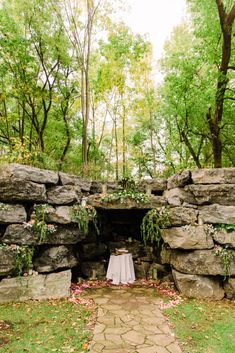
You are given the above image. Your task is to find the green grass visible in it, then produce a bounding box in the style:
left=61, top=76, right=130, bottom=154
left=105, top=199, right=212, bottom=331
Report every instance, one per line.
left=0, top=299, right=93, bottom=353
left=166, top=298, right=235, bottom=353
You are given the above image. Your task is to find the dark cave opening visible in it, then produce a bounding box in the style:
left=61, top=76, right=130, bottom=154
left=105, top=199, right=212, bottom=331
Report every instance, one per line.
left=72, top=208, right=171, bottom=282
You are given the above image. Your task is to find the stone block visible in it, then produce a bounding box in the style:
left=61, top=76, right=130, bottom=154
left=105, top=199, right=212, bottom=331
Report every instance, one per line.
left=169, top=207, right=198, bottom=226
left=138, top=178, right=167, bottom=194
left=161, top=225, right=214, bottom=250
left=47, top=225, right=86, bottom=244
left=134, top=261, right=150, bottom=278
left=172, top=269, right=224, bottom=300
left=0, top=270, right=71, bottom=303
left=224, top=278, right=235, bottom=299
left=3, top=224, right=85, bottom=245
left=0, top=163, right=59, bottom=185
left=45, top=206, right=73, bottom=224
left=34, top=245, right=78, bottom=273
left=59, top=172, right=91, bottom=192
left=199, top=204, right=235, bottom=224
left=148, top=263, right=170, bottom=279
left=47, top=185, right=81, bottom=205
left=81, top=261, right=106, bottom=279
left=167, top=170, right=192, bottom=189
left=170, top=249, right=235, bottom=276
left=186, top=184, right=235, bottom=205
left=192, top=168, right=235, bottom=184
left=90, top=181, right=103, bottom=194
left=212, top=229, right=235, bottom=249
left=163, top=187, right=196, bottom=206
left=3, top=224, right=37, bottom=245
left=0, top=246, right=16, bottom=275
left=81, top=242, right=107, bottom=260
left=0, top=204, right=26, bottom=224
left=0, top=180, right=47, bottom=202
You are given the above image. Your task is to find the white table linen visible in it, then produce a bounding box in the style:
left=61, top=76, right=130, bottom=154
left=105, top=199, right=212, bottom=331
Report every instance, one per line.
left=106, top=253, right=135, bottom=285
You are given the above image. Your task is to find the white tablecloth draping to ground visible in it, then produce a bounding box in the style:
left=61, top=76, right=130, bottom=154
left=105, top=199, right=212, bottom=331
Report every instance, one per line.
left=106, top=253, right=136, bottom=285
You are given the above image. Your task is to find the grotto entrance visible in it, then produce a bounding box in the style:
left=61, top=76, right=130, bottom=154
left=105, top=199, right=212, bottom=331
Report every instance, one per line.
left=74, top=207, right=171, bottom=282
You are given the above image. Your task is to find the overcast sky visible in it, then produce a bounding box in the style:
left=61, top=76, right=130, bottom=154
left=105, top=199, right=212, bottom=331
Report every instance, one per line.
left=122, top=0, right=187, bottom=82
left=125, top=0, right=187, bottom=59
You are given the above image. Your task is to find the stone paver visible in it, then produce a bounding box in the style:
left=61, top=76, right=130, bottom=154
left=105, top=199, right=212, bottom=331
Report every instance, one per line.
left=85, top=286, right=183, bottom=353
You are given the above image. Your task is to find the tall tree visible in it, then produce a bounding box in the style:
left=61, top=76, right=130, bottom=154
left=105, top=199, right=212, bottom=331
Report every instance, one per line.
left=209, top=0, right=235, bottom=167
left=0, top=0, right=75, bottom=168
left=159, top=1, right=235, bottom=170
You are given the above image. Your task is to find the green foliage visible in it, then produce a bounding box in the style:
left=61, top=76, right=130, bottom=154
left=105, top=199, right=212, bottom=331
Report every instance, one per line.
left=32, top=204, right=57, bottom=243
left=214, top=223, right=235, bottom=232
left=0, top=243, right=34, bottom=276
left=71, top=204, right=99, bottom=235
left=101, top=190, right=149, bottom=204
left=158, top=1, right=235, bottom=169
left=140, top=207, right=171, bottom=245
left=14, top=245, right=34, bottom=277
left=214, top=245, right=235, bottom=278
left=102, top=176, right=149, bottom=204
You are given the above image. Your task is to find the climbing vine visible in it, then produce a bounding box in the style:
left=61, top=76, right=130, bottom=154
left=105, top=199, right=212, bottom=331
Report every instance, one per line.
left=140, top=207, right=171, bottom=245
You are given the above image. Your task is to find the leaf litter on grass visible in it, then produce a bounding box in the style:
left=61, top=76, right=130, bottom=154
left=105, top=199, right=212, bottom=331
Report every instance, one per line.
left=165, top=298, right=235, bottom=353
left=0, top=298, right=93, bottom=353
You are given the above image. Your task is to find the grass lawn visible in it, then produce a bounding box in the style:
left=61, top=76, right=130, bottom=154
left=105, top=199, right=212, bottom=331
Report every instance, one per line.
left=0, top=299, right=94, bottom=353
left=165, top=298, right=235, bottom=353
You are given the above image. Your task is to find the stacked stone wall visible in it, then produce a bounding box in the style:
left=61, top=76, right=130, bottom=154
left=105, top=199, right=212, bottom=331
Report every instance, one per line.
left=0, top=163, right=235, bottom=302
left=0, top=164, right=107, bottom=302
left=161, top=169, right=235, bottom=300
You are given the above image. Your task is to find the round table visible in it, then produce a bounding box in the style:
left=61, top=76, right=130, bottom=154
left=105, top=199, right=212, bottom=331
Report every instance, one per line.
left=106, top=253, right=136, bottom=285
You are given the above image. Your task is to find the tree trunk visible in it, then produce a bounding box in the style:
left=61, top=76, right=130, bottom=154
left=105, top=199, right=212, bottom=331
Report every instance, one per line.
left=81, top=0, right=94, bottom=175
left=114, top=118, right=119, bottom=180
left=209, top=1, right=235, bottom=167
left=149, top=112, right=157, bottom=176
left=122, top=103, right=126, bottom=178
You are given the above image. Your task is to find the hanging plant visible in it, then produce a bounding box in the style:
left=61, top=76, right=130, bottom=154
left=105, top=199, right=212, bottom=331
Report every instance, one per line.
left=140, top=207, right=171, bottom=245
left=12, top=245, right=34, bottom=277
left=31, top=204, right=57, bottom=244
left=214, top=245, right=235, bottom=279
left=71, top=204, right=99, bottom=235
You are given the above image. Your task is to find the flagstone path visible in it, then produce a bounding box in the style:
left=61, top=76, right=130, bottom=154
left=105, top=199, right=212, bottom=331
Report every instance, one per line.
left=86, top=286, right=183, bottom=353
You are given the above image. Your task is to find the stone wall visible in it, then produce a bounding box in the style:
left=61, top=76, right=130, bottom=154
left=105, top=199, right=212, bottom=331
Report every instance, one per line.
left=0, top=164, right=235, bottom=302
left=0, top=163, right=102, bottom=302
left=161, top=169, right=235, bottom=300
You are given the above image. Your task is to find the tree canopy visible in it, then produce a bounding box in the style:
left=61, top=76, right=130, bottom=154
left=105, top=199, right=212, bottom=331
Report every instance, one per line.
left=0, top=0, right=234, bottom=179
